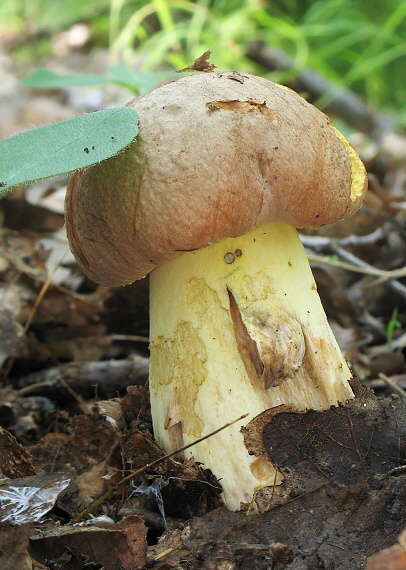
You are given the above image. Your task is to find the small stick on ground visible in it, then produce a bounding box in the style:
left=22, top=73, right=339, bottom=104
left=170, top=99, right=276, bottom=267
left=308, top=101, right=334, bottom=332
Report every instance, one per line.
left=68, top=413, right=248, bottom=525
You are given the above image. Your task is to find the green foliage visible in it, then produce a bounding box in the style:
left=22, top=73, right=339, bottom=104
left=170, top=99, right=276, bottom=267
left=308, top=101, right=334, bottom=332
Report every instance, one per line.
left=22, top=66, right=176, bottom=94
left=106, top=0, right=405, bottom=117
left=0, top=0, right=111, bottom=37
left=3, top=0, right=405, bottom=119
left=0, top=107, right=139, bottom=194
left=386, top=308, right=401, bottom=351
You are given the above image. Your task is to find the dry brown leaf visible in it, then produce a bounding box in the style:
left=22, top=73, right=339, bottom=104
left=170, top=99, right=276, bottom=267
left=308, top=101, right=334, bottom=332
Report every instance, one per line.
left=0, top=522, right=36, bottom=570
left=367, top=529, right=406, bottom=569
left=244, top=380, right=404, bottom=498
left=29, top=515, right=147, bottom=570
left=0, top=426, right=36, bottom=478
left=176, top=50, right=216, bottom=73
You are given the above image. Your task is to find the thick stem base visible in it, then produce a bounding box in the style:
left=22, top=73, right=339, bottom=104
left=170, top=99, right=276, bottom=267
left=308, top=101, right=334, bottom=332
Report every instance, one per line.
left=149, top=222, right=354, bottom=510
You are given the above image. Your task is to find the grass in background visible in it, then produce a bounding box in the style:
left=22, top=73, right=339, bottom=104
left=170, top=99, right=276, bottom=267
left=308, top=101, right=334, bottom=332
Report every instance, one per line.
left=107, top=0, right=406, bottom=120
left=1, top=0, right=405, bottom=122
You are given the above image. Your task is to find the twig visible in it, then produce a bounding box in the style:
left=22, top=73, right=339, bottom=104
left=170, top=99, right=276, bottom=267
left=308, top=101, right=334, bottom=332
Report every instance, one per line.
left=111, top=334, right=149, bottom=343
left=300, top=227, right=386, bottom=250
left=68, top=413, right=248, bottom=525
left=300, top=231, right=406, bottom=291
left=307, top=251, right=406, bottom=280
left=307, top=253, right=392, bottom=276
left=335, top=246, right=406, bottom=300
left=247, top=41, right=391, bottom=137
left=1, top=246, right=70, bottom=382
left=16, top=356, right=149, bottom=398
left=379, top=373, right=406, bottom=403
left=364, top=375, right=406, bottom=391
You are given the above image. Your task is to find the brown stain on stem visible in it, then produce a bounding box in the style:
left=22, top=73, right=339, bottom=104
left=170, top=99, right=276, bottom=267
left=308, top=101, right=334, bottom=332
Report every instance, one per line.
left=227, top=287, right=265, bottom=387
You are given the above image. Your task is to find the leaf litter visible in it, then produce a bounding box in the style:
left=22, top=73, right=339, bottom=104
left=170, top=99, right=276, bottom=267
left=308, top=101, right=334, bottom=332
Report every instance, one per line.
left=0, top=47, right=405, bottom=570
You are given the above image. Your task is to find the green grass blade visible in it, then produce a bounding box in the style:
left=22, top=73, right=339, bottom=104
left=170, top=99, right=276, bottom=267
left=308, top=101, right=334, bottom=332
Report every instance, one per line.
left=0, top=107, right=139, bottom=193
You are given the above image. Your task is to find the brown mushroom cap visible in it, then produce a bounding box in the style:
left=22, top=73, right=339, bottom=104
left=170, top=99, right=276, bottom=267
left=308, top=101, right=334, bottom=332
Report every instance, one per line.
left=65, top=72, right=367, bottom=287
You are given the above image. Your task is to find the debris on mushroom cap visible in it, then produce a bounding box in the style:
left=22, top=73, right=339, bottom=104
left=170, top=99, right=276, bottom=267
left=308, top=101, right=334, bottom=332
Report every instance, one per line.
left=65, top=72, right=367, bottom=287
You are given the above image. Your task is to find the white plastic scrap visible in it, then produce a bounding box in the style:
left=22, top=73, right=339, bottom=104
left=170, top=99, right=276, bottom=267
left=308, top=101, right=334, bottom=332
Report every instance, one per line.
left=0, top=473, right=70, bottom=525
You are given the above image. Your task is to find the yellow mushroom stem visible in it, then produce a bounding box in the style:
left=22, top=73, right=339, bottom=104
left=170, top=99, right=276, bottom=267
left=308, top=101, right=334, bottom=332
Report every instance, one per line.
left=149, top=222, right=354, bottom=511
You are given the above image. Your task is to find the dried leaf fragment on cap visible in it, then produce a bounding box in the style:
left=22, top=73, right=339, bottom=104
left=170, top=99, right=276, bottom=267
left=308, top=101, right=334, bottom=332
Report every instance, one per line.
left=176, top=50, right=217, bottom=73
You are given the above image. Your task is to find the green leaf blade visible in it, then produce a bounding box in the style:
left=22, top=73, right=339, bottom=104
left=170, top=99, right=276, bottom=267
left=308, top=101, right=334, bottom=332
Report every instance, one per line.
left=21, top=66, right=175, bottom=94
left=0, top=107, right=139, bottom=193
left=21, top=69, right=109, bottom=88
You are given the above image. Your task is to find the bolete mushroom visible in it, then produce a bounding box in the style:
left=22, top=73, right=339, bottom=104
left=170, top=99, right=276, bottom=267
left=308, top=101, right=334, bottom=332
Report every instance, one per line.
left=65, top=72, right=367, bottom=511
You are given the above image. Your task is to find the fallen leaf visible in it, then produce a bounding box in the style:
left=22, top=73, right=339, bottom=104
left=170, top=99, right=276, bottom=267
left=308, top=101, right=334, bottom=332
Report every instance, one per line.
left=0, top=426, right=36, bottom=478
left=150, top=508, right=293, bottom=569
left=243, top=380, right=405, bottom=498
left=29, top=515, right=147, bottom=570
left=367, top=529, right=406, bottom=569
left=0, top=522, right=36, bottom=570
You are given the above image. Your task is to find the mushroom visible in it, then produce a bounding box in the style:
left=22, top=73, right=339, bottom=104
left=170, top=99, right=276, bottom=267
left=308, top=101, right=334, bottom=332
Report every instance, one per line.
left=65, top=72, right=367, bottom=511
